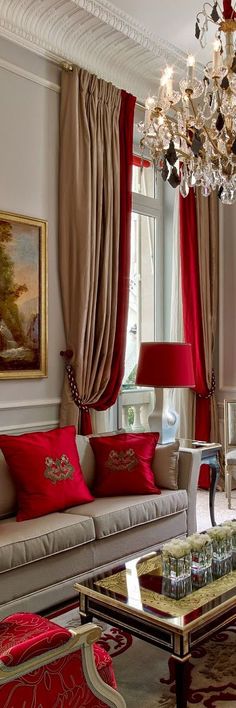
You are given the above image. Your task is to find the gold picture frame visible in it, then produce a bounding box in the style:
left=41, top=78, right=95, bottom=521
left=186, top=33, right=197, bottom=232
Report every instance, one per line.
left=0, top=210, right=48, bottom=379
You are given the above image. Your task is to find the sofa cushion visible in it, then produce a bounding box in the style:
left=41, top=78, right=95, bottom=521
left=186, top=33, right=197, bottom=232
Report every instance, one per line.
left=76, top=435, right=95, bottom=488
left=152, top=441, right=180, bottom=490
left=65, top=489, right=188, bottom=539
left=90, top=432, right=160, bottom=497
left=0, top=426, right=94, bottom=521
left=0, top=451, right=17, bottom=519
left=0, top=513, right=95, bottom=573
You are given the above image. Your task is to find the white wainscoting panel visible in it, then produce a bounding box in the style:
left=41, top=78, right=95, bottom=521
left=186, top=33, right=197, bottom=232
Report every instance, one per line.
left=0, top=399, right=60, bottom=435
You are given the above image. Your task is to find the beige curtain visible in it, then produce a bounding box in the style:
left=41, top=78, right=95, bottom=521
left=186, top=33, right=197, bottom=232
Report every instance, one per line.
left=195, top=189, right=219, bottom=444
left=59, top=67, right=121, bottom=427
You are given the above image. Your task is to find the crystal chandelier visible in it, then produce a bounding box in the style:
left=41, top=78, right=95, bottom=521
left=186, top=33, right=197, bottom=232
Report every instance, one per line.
left=139, top=0, right=236, bottom=204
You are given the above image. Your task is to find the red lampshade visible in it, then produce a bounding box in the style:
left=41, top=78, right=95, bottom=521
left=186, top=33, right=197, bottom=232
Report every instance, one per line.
left=135, top=342, right=195, bottom=388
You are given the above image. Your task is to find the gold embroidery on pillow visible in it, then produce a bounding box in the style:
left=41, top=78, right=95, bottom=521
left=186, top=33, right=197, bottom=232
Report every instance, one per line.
left=44, top=454, right=74, bottom=484
left=105, top=448, right=138, bottom=472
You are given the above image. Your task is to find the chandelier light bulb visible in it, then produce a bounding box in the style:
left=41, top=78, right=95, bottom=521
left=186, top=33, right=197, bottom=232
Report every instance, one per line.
left=163, top=67, right=173, bottom=98
left=166, top=70, right=174, bottom=98
left=145, top=96, right=157, bottom=110
left=158, top=74, right=168, bottom=103
left=186, top=55, right=195, bottom=83
left=212, top=38, right=221, bottom=73
left=164, top=66, right=173, bottom=80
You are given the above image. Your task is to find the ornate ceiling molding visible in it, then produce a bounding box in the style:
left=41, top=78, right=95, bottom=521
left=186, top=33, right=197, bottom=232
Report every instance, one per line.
left=0, top=0, right=194, bottom=99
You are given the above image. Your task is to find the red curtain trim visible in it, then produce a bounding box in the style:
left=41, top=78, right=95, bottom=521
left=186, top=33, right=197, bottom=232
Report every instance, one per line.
left=179, top=189, right=211, bottom=489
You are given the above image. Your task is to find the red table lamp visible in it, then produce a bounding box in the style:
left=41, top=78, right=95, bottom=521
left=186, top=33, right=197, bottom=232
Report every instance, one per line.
left=135, top=342, right=195, bottom=443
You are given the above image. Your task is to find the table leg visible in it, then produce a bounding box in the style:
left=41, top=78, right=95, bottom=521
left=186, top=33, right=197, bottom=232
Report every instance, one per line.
left=209, top=457, right=220, bottom=526
left=173, top=654, right=190, bottom=708
left=79, top=593, right=93, bottom=624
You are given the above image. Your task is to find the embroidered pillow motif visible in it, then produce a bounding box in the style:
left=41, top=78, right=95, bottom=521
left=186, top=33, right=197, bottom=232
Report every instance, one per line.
left=90, top=432, right=160, bottom=497
left=0, top=426, right=94, bottom=521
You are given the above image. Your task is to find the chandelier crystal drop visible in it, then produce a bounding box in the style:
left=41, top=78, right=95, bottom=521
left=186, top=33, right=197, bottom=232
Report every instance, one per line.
left=139, top=0, right=236, bottom=203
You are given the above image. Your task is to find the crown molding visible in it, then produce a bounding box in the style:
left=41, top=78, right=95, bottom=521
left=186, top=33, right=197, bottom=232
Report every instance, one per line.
left=0, top=0, right=193, bottom=100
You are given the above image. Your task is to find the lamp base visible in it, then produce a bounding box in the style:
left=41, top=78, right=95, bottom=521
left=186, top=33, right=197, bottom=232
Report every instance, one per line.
left=148, top=388, right=179, bottom=444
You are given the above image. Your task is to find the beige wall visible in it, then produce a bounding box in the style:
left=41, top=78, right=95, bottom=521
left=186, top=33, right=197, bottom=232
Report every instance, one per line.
left=0, top=39, right=65, bottom=433
left=217, top=202, right=236, bottom=443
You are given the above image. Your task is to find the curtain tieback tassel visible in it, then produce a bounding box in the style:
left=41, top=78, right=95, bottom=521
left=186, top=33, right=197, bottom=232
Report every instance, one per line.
left=197, top=369, right=216, bottom=399
left=60, top=350, right=89, bottom=413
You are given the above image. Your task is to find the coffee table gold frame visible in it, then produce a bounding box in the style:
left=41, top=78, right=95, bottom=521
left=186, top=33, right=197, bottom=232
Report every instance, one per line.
left=75, top=551, right=236, bottom=708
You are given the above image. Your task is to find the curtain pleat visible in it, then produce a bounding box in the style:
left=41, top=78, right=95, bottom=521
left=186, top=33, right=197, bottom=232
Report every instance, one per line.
left=179, top=188, right=219, bottom=488
left=195, top=189, right=220, bottom=470
left=59, top=67, right=135, bottom=432
left=95, top=90, right=136, bottom=410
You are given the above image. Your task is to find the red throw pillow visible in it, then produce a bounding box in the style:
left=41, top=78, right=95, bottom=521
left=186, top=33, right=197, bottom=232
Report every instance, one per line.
left=90, top=432, right=161, bottom=497
left=0, top=426, right=94, bottom=521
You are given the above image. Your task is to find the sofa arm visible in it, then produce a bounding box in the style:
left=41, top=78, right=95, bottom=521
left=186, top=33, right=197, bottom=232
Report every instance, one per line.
left=178, top=448, right=202, bottom=536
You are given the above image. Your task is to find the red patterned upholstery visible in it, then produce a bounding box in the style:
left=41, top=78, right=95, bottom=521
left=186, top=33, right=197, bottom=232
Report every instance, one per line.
left=0, top=613, right=118, bottom=708
left=0, top=613, right=71, bottom=665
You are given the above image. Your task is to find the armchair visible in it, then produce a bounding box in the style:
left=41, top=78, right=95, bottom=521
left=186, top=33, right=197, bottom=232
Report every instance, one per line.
left=224, top=399, right=236, bottom=508
left=0, top=612, right=125, bottom=707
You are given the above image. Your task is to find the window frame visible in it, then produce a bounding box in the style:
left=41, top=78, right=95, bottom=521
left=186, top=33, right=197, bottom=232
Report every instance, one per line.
left=112, top=153, right=164, bottom=431
left=132, top=178, right=164, bottom=342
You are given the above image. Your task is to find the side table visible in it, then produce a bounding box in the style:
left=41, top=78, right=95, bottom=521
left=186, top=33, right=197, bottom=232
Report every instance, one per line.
left=179, top=439, right=222, bottom=526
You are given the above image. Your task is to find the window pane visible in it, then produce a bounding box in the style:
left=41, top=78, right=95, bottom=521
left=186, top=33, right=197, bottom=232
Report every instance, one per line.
left=132, top=160, right=155, bottom=198
left=123, top=212, right=155, bottom=386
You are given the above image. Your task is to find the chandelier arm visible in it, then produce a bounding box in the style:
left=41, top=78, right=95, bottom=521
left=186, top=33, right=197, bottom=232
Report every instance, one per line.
left=188, top=96, right=198, bottom=119
left=187, top=95, right=228, bottom=161
left=167, top=128, right=192, bottom=150
left=228, top=84, right=236, bottom=97
left=202, top=123, right=229, bottom=160
left=167, top=103, right=207, bottom=158
left=176, top=148, right=196, bottom=160
left=164, top=112, right=194, bottom=150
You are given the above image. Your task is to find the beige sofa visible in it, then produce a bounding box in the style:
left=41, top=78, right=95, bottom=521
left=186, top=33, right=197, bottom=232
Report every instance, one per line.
left=0, top=435, right=201, bottom=619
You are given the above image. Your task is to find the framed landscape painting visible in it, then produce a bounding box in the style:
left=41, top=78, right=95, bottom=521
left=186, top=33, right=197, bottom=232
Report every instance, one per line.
left=0, top=211, right=48, bottom=379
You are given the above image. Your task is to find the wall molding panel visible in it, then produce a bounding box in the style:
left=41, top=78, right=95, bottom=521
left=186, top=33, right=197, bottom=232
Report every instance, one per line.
left=0, top=56, right=60, bottom=90
left=0, top=399, right=60, bottom=435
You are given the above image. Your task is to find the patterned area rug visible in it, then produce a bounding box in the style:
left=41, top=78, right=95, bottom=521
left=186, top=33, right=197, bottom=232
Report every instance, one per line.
left=55, top=608, right=236, bottom=707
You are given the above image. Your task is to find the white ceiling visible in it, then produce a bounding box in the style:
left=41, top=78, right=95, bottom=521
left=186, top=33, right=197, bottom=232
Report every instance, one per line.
left=0, top=0, right=219, bottom=100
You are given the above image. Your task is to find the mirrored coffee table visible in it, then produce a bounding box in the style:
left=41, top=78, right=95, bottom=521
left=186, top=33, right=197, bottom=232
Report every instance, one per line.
left=75, top=549, right=236, bottom=708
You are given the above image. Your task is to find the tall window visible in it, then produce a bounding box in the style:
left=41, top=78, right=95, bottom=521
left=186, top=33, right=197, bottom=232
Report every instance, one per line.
left=116, top=107, right=163, bottom=431
left=123, top=152, right=163, bottom=388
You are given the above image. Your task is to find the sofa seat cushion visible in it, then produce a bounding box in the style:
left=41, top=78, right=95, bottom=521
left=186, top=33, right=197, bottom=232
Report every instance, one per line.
left=0, top=513, right=95, bottom=573
left=65, top=489, right=188, bottom=539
